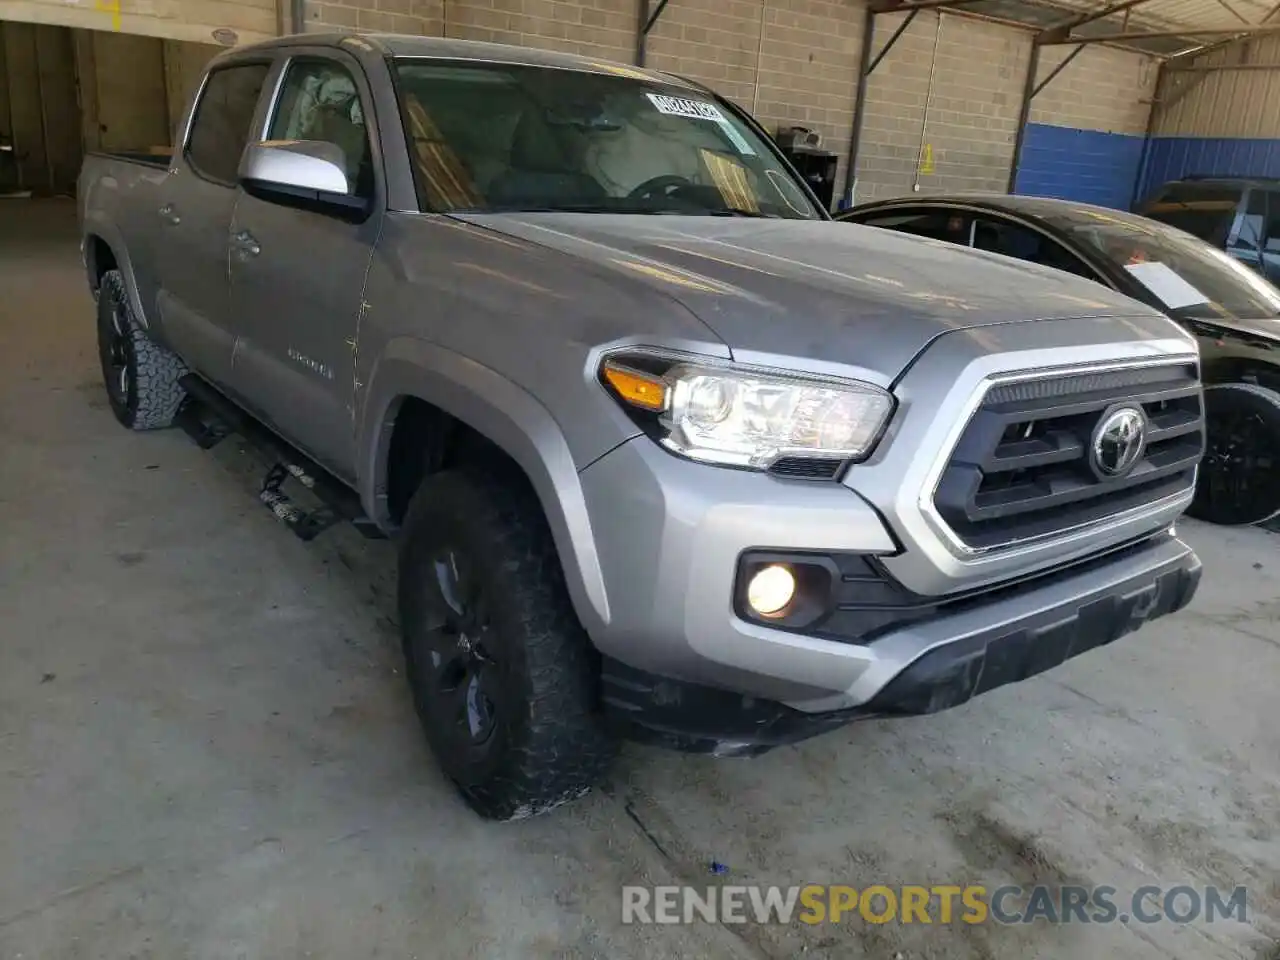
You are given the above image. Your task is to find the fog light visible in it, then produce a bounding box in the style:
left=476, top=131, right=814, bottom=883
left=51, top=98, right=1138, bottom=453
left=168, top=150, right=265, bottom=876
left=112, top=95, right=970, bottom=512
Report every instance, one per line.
left=747, top=564, right=796, bottom=618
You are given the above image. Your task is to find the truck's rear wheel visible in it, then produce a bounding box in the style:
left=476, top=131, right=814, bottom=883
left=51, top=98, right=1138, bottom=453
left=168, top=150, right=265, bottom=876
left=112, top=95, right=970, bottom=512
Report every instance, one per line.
left=1188, top=382, right=1280, bottom=526
left=397, top=469, right=617, bottom=820
left=96, top=269, right=187, bottom=431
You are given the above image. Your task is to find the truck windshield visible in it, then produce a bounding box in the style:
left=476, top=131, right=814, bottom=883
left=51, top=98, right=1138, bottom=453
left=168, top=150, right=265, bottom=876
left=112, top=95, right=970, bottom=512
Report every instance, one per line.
left=392, top=59, right=821, bottom=219
left=1046, top=209, right=1280, bottom=321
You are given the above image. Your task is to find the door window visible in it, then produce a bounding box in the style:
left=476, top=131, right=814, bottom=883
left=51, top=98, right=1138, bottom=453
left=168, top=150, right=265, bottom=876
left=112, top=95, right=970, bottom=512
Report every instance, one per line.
left=969, top=216, right=1095, bottom=279
left=971, top=217, right=1043, bottom=258
left=1263, top=190, right=1280, bottom=253
left=855, top=210, right=969, bottom=244
left=186, top=64, right=270, bottom=185
left=1231, top=188, right=1268, bottom=253
left=268, top=59, right=373, bottom=197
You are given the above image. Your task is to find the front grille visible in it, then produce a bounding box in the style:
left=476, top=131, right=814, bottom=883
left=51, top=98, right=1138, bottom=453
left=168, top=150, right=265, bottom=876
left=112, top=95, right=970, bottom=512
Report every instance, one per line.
left=933, top=362, right=1204, bottom=551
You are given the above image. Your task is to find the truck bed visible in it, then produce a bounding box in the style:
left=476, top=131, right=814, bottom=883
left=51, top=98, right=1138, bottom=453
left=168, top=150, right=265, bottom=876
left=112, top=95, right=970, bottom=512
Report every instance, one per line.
left=88, top=149, right=171, bottom=169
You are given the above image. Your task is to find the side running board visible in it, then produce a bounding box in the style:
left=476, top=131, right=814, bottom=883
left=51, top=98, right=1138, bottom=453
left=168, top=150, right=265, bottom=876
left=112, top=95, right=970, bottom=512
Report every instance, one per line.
left=175, top=374, right=384, bottom=543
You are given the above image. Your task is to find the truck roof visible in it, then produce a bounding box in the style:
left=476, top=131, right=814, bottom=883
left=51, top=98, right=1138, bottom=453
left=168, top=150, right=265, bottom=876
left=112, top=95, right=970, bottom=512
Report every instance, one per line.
left=230, top=31, right=693, bottom=86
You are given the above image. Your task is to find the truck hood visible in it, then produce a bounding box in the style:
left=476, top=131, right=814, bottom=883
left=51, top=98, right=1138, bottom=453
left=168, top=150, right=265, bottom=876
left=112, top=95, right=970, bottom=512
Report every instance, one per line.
left=449, top=212, right=1160, bottom=379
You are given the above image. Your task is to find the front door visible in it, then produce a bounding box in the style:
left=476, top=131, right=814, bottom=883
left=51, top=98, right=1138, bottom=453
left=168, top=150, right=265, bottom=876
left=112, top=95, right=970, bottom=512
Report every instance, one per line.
left=154, top=62, right=270, bottom=386
left=227, top=52, right=383, bottom=481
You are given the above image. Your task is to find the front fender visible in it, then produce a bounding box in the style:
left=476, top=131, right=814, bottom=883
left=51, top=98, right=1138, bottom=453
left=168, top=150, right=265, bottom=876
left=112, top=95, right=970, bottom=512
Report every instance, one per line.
left=358, top=338, right=612, bottom=632
left=81, top=215, right=151, bottom=332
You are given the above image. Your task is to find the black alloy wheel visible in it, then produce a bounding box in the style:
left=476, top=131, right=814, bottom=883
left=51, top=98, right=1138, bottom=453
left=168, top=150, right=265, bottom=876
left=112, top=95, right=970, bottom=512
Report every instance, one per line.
left=1189, top=382, right=1280, bottom=526
left=414, top=547, right=500, bottom=751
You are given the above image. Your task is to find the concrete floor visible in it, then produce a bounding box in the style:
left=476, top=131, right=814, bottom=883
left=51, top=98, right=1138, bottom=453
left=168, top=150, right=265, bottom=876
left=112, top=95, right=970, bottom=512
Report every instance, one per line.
left=1, top=200, right=1278, bottom=960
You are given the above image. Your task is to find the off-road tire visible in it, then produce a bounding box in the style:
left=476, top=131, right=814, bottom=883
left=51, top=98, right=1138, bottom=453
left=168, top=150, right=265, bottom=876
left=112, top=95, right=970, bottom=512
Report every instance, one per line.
left=1188, top=381, right=1280, bottom=526
left=397, top=468, right=617, bottom=820
left=96, top=269, right=187, bottom=430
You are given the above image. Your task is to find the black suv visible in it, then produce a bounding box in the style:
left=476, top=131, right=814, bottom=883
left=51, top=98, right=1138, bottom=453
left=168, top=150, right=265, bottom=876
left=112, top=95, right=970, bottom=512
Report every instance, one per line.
left=1136, top=176, right=1280, bottom=284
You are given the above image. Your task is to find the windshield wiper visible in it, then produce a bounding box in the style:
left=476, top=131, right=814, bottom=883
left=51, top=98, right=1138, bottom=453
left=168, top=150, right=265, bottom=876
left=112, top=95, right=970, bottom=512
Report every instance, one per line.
left=468, top=203, right=686, bottom=215
left=454, top=203, right=785, bottom=218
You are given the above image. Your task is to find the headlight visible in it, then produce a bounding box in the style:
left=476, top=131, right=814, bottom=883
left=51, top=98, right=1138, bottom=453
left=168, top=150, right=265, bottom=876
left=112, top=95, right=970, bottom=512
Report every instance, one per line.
left=601, top=355, right=894, bottom=470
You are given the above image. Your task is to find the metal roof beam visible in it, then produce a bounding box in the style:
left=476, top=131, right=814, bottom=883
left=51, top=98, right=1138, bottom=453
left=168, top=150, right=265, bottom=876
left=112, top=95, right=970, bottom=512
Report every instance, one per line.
left=867, top=8, right=921, bottom=73
left=1215, top=0, right=1252, bottom=24
left=868, top=0, right=978, bottom=13
left=1167, top=60, right=1280, bottom=69
left=1041, top=22, right=1280, bottom=44
left=1031, top=43, right=1085, bottom=95
left=1162, top=0, right=1280, bottom=62
left=642, top=0, right=672, bottom=34
left=1037, top=0, right=1157, bottom=44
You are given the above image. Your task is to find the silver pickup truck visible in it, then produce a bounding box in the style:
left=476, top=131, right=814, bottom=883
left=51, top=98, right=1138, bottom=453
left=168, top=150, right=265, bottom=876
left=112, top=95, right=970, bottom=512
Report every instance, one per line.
left=80, top=32, right=1205, bottom=821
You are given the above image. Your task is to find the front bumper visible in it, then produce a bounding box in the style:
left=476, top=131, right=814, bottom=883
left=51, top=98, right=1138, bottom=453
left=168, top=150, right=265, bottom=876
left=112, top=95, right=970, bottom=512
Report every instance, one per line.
left=600, top=530, right=1200, bottom=754
left=580, top=436, right=1200, bottom=734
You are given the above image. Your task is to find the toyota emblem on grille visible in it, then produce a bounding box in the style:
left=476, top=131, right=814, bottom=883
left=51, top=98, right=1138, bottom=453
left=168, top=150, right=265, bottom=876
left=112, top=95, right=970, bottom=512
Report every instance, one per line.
left=1091, top=406, right=1147, bottom=479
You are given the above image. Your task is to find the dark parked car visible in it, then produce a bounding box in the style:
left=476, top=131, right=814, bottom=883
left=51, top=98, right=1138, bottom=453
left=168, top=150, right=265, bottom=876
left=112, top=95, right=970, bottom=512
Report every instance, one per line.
left=839, top=194, right=1280, bottom=527
left=1136, top=176, right=1280, bottom=285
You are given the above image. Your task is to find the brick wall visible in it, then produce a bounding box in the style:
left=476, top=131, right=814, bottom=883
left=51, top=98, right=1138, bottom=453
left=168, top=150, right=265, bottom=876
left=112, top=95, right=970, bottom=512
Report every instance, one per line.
left=644, top=0, right=763, bottom=108
left=1011, top=44, right=1155, bottom=209
left=752, top=0, right=863, bottom=193
left=1031, top=44, right=1155, bottom=136
left=307, top=0, right=634, bottom=61
left=856, top=10, right=1030, bottom=202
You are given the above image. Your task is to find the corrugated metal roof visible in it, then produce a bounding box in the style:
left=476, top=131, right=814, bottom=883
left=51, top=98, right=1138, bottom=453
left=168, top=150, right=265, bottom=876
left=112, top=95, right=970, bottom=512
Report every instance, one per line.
left=1157, top=34, right=1280, bottom=133
left=951, top=0, right=1280, bottom=57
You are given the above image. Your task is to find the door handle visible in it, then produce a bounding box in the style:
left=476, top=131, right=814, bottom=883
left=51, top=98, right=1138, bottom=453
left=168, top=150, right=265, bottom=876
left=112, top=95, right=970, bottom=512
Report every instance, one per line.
left=231, top=230, right=261, bottom=258
left=158, top=204, right=180, bottom=226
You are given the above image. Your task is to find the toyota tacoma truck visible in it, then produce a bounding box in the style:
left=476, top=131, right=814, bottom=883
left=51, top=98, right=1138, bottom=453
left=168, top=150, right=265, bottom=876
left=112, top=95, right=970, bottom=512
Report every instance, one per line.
left=80, top=33, right=1205, bottom=821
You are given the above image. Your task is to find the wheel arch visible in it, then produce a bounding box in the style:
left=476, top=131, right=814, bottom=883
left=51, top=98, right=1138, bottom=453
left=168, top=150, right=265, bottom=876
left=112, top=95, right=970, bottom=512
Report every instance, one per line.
left=1200, top=354, right=1280, bottom=392
left=359, top=338, right=612, bottom=632
left=81, top=220, right=151, bottom=331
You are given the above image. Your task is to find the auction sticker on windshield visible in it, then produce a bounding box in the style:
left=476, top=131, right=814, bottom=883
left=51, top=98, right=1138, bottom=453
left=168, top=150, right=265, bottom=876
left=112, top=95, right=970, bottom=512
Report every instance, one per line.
left=647, top=93, right=726, bottom=121
left=647, top=93, right=757, bottom=156
left=1124, top=261, right=1210, bottom=310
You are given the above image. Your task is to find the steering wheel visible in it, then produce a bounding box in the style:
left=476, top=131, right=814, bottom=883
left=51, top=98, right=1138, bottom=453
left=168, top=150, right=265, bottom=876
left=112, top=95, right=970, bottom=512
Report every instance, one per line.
left=627, top=175, right=694, bottom=202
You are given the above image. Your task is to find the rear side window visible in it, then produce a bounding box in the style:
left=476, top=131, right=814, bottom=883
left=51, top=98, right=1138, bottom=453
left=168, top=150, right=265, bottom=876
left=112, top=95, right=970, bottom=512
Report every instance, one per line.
left=186, top=64, right=270, bottom=185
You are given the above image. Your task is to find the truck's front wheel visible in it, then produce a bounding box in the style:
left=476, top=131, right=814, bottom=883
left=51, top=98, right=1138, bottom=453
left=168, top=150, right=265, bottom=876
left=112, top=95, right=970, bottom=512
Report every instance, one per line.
left=96, top=270, right=187, bottom=431
left=397, top=469, right=617, bottom=820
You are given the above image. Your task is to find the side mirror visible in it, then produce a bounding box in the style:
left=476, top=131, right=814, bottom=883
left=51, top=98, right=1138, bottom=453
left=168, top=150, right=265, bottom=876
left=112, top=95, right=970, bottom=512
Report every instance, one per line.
left=241, top=140, right=349, bottom=194
left=239, top=140, right=368, bottom=219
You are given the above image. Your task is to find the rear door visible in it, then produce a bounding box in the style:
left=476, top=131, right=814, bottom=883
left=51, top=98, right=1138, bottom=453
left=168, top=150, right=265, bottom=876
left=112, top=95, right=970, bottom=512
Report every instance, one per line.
left=153, top=62, right=270, bottom=386
left=226, top=49, right=383, bottom=480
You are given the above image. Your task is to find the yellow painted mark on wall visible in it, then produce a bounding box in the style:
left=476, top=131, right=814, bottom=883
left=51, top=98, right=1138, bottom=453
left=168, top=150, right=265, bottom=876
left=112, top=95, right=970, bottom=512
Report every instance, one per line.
left=94, top=0, right=121, bottom=30
left=919, top=143, right=934, bottom=176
